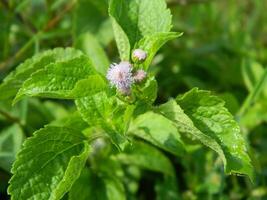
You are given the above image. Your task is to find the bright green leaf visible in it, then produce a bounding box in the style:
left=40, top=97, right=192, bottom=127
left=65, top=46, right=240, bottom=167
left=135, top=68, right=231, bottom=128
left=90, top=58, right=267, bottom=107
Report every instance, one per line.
left=75, top=91, right=130, bottom=149
left=158, top=88, right=254, bottom=180
left=129, top=112, right=185, bottom=156
left=14, top=55, right=97, bottom=103
left=109, top=0, right=172, bottom=47
left=8, top=126, right=91, bottom=200
left=0, top=48, right=83, bottom=100
left=109, top=0, right=174, bottom=60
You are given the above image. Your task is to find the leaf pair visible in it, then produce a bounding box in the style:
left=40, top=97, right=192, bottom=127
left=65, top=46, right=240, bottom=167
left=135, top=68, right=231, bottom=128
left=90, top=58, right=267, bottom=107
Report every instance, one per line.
left=109, top=0, right=182, bottom=69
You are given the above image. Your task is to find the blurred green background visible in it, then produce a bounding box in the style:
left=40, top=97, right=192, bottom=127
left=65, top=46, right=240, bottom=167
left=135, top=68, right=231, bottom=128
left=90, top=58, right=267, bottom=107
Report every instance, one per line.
left=0, top=0, right=267, bottom=199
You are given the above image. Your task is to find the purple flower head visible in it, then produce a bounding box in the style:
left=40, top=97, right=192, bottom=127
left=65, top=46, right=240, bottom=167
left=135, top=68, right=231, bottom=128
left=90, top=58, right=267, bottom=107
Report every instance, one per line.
left=133, top=69, right=147, bottom=82
left=132, top=49, right=147, bottom=63
left=106, top=61, right=133, bottom=94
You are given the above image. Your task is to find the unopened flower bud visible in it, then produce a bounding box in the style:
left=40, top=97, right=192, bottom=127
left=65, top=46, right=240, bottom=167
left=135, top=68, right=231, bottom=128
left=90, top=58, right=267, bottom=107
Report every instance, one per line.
left=132, top=49, right=147, bottom=63
left=133, top=70, right=147, bottom=83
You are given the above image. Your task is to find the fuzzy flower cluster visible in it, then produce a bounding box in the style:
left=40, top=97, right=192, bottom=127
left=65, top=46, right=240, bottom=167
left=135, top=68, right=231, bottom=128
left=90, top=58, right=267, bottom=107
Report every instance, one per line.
left=106, top=49, right=147, bottom=95
left=106, top=61, right=133, bottom=94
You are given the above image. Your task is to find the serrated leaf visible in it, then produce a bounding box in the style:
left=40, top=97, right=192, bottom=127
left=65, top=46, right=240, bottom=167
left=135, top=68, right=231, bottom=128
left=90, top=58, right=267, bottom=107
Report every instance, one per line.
left=158, top=89, right=254, bottom=180
left=109, top=0, right=173, bottom=60
left=75, top=33, right=110, bottom=75
left=136, top=32, right=183, bottom=70
left=75, top=91, right=130, bottom=149
left=129, top=112, right=185, bottom=156
left=0, top=48, right=83, bottom=100
left=109, top=0, right=172, bottom=47
left=8, top=126, right=91, bottom=200
left=116, top=141, right=175, bottom=177
left=0, top=125, right=25, bottom=172
left=14, top=55, right=97, bottom=103
left=69, top=168, right=125, bottom=200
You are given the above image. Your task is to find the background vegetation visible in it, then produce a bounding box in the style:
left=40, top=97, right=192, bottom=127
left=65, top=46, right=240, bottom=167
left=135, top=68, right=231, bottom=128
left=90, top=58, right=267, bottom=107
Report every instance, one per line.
left=0, top=0, right=267, bottom=199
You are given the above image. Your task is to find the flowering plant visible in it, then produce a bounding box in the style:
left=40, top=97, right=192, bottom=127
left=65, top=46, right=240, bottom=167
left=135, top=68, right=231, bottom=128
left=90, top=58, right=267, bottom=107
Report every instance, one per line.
left=0, top=0, right=254, bottom=199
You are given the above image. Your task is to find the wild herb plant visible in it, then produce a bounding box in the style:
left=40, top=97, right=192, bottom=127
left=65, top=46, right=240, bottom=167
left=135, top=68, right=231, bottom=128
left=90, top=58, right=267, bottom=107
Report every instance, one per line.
left=0, top=0, right=255, bottom=199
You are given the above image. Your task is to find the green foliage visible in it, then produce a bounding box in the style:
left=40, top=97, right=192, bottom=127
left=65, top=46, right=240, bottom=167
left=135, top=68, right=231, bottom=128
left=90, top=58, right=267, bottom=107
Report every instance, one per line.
left=158, top=94, right=254, bottom=180
left=109, top=0, right=179, bottom=61
left=8, top=126, right=91, bottom=200
left=14, top=55, right=97, bottom=103
left=1, top=0, right=265, bottom=199
left=129, top=111, right=185, bottom=156
left=0, top=48, right=83, bottom=100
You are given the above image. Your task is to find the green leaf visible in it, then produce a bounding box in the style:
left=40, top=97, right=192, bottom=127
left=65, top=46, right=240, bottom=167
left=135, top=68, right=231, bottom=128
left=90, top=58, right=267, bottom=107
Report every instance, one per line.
left=14, top=55, right=97, bottom=103
left=0, top=48, right=83, bottom=100
left=75, top=33, right=110, bottom=75
left=109, top=0, right=174, bottom=60
left=133, top=76, right=158, bottom=104
left=116, top=141, right=175, bottom=176
left=69, top=168, right=125, bottom=200
left=109, top=0, right=172, bottom=47
left=71, top=75, right=108, bottom=98
left=75, top=91, right=114, bottom=127
left=0, top=125, right=25, bottom=172
left=8, top=126, right=91, bottom=200
left=129, top=111, right=185, bottom=156
left=136, top=32, right=183, bottom=70
left=158, top=88, right=254, bottom=179
left=109, top=16, right=131, bottom=60
left=75, top=91, right=131, bottom=149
